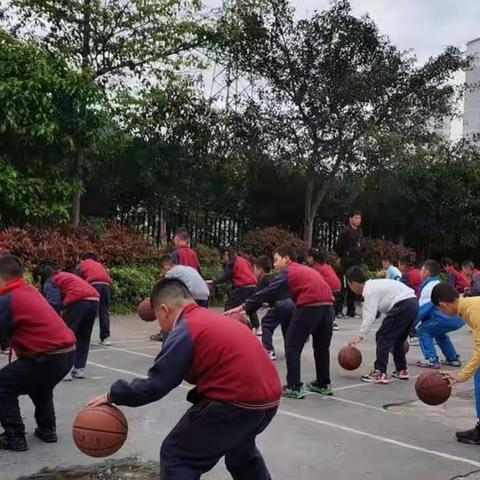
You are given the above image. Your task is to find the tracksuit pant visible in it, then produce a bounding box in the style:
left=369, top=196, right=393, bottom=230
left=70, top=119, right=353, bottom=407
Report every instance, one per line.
left=65, top=300, right=98, bottom=369
left=160, top=398, right=276, bottom=479
left=374, top=298, right=419, bottom=373
left=475, top=370, right=480, bottom=418
left=418, top=314, right=464, bottom=363
left=285, top=305, right=333, bottom=388
left=225, top=286, right=259, bottom=329
left=261, top=299, right=295, bottom=353
left=92, top=283, right=111, bottom=341
left=0, top=349, right=74, bottom=438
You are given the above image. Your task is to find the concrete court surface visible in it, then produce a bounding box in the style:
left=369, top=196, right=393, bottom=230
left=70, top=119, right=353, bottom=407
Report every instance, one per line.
left=2, top=310, right=480, bottom=480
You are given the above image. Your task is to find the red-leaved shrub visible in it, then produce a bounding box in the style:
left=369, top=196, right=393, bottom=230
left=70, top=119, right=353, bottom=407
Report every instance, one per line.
left=0, top=221, right=160, bottom=270
left=239, top=227, right=308, bottom=259
left=362, top=238, right=417, bottom=270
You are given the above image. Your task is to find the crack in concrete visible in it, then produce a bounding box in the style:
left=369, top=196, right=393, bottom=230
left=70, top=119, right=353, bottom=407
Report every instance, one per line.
left=450, top=468, right=480, bottom=479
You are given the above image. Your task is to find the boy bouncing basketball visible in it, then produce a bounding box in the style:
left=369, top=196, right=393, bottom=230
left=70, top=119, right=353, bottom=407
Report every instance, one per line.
left=87, top=278, right=281, bottom=479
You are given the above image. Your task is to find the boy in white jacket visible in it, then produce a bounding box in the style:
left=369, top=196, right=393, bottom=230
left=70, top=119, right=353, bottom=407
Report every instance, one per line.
left=347, top=267, right=419, bottom=384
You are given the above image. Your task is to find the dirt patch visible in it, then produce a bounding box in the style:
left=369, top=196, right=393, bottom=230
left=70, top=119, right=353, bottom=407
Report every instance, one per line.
left=16, top=457, right=159, bottom=480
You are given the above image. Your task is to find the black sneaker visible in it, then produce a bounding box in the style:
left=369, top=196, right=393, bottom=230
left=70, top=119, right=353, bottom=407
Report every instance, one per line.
left=0, top=432, right=28, bottom=451
left=150, top=332, right=164, bottom=342
left=456, top=422, right=480, bottom=445
left=34, top=427, right=58, bottom=443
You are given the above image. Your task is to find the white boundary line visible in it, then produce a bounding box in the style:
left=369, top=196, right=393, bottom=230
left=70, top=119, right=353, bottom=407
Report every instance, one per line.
left=86, top=360, right=480, bottom=470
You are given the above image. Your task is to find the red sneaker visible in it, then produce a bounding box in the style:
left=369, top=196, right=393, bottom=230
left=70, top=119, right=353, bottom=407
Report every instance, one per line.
left=361, top=370, right=389, bottom=384
left=392, top=369, right=409, bottom=380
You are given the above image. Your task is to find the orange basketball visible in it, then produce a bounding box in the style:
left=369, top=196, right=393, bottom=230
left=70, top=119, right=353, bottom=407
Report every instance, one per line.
left=415, top=371, right=451, bottom=406
left=137, top=297, right=156, bottom=322
left=73, top=404, right=128, bottom=458
left=338, top=345, right=362, bottom=371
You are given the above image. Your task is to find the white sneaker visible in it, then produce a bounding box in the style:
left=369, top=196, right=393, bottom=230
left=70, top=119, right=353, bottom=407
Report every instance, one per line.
left=72, top=368, right=85, bottom=379
left=409, top=337, right=420, bottom=347
left=63, top=371, right=73, bottom=382
left=268, top=351, right=277, bottom=361
left=255, top=328, right=262, bottom=337
left=99, top=337, right=111, bottom=346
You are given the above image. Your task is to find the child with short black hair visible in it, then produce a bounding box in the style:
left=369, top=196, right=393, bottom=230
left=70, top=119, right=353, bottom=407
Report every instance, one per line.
left=307, top=248, right=341, bottom=329
left=171, top=227, right=200, bottom=271
left=433, top=283, right=480, bottom=445
left=75, top=252, right=112, bottom=346
left=0, top=256, right=75, bottom=451
left=34, top=263, right=99, bottom=380
left=462, top=260, right=480, bottom=297
left=398, top=255, right=422, bottom=296
left=381, top=255, right=402, bottom=281
left=253, top=255, right=295, bottom=361
left=443, top=258, right=470, bottom=293
left=347, top=266, right=418, bottom=384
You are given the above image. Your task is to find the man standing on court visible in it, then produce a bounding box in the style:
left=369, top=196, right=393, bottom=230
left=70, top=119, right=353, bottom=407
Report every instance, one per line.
left=335, top=211, right=363, bottom=318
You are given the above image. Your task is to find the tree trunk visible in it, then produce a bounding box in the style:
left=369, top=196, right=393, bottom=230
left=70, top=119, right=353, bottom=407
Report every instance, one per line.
left=159, top=207, right=168, bottom=247
left=71, top=189, right=81, bottom=227
left=303, top=178, right=330, bottom=247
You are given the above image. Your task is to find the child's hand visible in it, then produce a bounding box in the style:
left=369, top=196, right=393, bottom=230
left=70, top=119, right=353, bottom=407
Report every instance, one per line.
left=224, top=305, right=245, bottom=316
left=440, top=371, right=463, bottom=387
left=348, top=335, right=363, bottom=346
left=85, top=393, right=110, bottom=408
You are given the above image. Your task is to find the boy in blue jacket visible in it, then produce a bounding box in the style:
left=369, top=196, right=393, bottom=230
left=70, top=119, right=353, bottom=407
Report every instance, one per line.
left=416, top=260, right=464, bottom=369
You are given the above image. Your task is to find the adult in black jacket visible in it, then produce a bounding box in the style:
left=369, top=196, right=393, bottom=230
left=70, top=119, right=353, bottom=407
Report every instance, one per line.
left=335, top=211, right=363, bottom=318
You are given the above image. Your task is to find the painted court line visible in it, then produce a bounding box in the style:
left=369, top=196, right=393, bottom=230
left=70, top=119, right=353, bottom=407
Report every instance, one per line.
left=87, top=360, right=480, bottom=470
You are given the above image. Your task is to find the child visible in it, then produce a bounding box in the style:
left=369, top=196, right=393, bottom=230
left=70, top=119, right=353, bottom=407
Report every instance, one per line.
left=380, top=256, right=402, bottom=281
left=399, top=254, right=422, bottom=297
left=347, top=267, right=418, bottom=384
left=307, top=248, right=341, bottom=330
left=33, top=263, right=99, bottom=380
left=227, top=245, right=334, bottom=399
left=462, top=260, right=480, bottom=297
left=160, top=255, right=210, bottom=307
left=87, top=278, right=281, bottom=477
left=433, top=283, right=480, bottom=445
left=214, top=247, right=260, bottom=334
left=171, top=227, right=200, bottom=271
left=253, top=255, right=295, bottom=360
left=0, top=256, right=75, bottom=451
left=416, top=260, right=463, bottom=369
left=443, top=258, right=470, bottom=293
left=75, top=252, right=112, bottom=346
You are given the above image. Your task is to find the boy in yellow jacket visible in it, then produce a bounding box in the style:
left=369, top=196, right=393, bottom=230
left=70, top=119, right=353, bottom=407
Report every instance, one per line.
left=432, top=282, right=479, bottom=444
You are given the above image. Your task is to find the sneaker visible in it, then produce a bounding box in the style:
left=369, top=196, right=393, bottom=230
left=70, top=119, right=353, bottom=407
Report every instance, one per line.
left=335, top=312, right=346, bottom=320
left=441, top=359, right=462, bottom=367
left=392, top=369, right=409, bottom=380
left=99, top=337, right=111, bottom=346
left=456, top=422, right=480, bottom=445
left=282, top=385, right=306, bottom=399
left=72, top=368, right=85, bottom=379
left=416, top=360, right=440, bottom=369
left=62, top=371, right=73, bottom=382
left=34, top=427, right=57, bottom=443
left=306, top=381, right=333, bottom=396
left=0, top=432, right=28, bottom=452
left=409, top=337, right=420, bottom=346
left=347, top=312, right=361, bottom=319
left=361, top=370, right=389, bottom=384
left=150, top=332, right=164, bottom=342
left=254, top=328, right=262, bottom=337
left=333, top=322, right=339, bottom=331
left=268, top=350, right=277, bottom=361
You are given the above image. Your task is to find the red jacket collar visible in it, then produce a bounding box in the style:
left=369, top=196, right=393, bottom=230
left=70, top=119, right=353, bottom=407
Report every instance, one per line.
left=0, top=277, right=27, bottom=296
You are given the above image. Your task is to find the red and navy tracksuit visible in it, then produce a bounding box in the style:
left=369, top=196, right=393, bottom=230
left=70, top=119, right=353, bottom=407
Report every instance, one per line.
left=245, top=262, right=334, bottom=389
left=43, top=272, right=99, bottom=370
left=311, top=262, right=342, bottom=315
left=0, top=278, right=75, bottom=440
left=108, top=304, right=281, bottom=479
left=217, top=255, right=260, bottom=329
left=400, top=267, right=422, bottom=297
left=257, top=274, right=295, bottom=355
left=171, top=246, right=200, bottom=271
left=75, top=259, right=112, bottom=341
left=445, top=267, right=471, bottom=293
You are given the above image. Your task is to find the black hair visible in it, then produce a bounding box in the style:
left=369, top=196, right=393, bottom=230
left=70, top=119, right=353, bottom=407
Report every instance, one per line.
left=307, top=248, right=326, bottom=264
left=160, top=254, right=176, bottom=266
left=80, top=252, right=97, bottom=261
left=32, top=262, right=58, bottom=290
left=399, top=254, right=413, bottom=266
left=442, top=257, right=459, bottom=269
left=0, top=255, right=24, bottom=280
left=254, top=255, right=272, bottom=273
left=174, top=227, right=190, bottom=241
left=274, top=244, right=297, bottom=262
left=381, top=255, right=393, bottom=263
left=431, top=282, right=459, bottom=306
left=345, top=266, right=367, bottom=284
left=150, top=278, right=193, bottom=308
left=462, top=260, right=475, bottom=270
left=422, top=260, right=441, bottom=277
left=348, top=211, right=362, bottom=218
